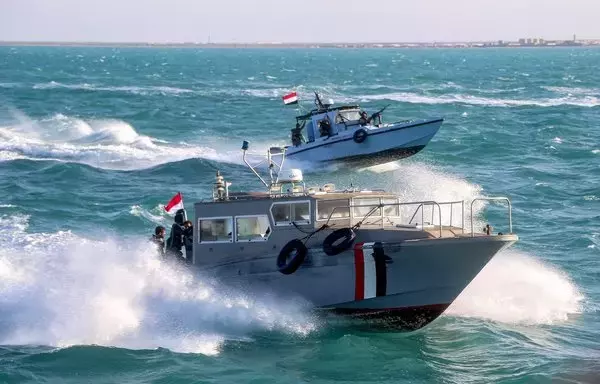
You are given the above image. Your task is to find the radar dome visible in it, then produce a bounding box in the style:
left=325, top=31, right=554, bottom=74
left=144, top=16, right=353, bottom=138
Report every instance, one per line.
left=280, top=168, right=303, bottom=183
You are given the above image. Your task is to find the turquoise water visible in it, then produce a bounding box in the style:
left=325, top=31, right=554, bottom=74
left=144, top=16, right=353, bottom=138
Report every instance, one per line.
left=0, top=46, right=599, bottom=383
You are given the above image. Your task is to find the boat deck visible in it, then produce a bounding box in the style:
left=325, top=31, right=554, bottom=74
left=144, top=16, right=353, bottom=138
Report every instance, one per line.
left=424, top=226, right=493, bottom=239
left=357, top=224, right=494, bottom=239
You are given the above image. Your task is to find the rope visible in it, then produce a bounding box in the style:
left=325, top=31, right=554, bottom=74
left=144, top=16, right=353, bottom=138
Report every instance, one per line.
left=292, top=222, right=330, bottom=244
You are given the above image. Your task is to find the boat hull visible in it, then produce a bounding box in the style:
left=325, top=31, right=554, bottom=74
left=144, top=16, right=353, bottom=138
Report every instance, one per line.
left=286, top=118, right=443, bottom=166
left=319, top=303, right=450, bottom=331
left=196, top=234, right=517, bottom=331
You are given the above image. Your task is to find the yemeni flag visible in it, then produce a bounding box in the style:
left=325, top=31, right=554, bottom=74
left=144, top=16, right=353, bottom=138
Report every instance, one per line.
left=164, top=192, right=184, bottom=214
left=282, top=91, right=298, bottom=105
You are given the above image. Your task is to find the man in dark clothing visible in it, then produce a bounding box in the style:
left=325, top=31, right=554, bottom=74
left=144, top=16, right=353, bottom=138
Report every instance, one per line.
left=151, top=225, right=166, bottom=257
left=166, top=209, right=186, bottom=262
left=290, top=121, right=305, bottom=146
left=319, top=118, right=332, bottom=137
left=359, top=111, right=369, bottom=126
left=182, top=220, right=194, bottom=264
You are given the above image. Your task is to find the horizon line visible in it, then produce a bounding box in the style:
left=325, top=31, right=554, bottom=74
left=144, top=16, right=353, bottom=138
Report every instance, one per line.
left=1, top=37, right=600, bottom=46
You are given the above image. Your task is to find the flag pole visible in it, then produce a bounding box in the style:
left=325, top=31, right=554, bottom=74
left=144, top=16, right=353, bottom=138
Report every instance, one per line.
left=295, top=87, right=307, bottom=114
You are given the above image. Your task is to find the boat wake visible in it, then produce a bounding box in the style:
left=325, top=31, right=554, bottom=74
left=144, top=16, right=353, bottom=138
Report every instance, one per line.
left=0, top=111, right=244, bottom=170
left=0, top=214, right=318, bottom=355
left=446, top=249, right=584, bottom=325
left=361, top=161, right=584, bottom=326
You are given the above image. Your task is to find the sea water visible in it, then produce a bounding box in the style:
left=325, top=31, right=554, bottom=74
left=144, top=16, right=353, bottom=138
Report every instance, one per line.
left=0, top=46, right=598, bottom=383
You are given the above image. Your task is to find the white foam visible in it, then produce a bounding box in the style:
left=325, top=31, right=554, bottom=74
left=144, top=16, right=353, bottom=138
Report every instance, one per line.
left=32, top=82, right=195, bottom=96
left=243, top=88, right=285, bottom=98
left=446, top=250, right=584, bottom=325
left=0, top=214, right=318, bottom=355
left=0, top=82, right=20, bottom=89
left=242, top=86, right=306, bottom=99
left=0, top=112, right=241, bottom=170
left=355, top=92, right=600, bottom=108
left=129, top=204, right=172, bottom=227
left=361, top=162, right=583, bottom=326
left=542, top=85, right=600, bottom=96
left=363, top=162, right=487, bottom=229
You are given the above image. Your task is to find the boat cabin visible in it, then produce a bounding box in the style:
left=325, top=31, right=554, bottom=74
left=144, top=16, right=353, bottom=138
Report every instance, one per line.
left=191, top=178, right=449, bottom=267
left=293, top=106, right=367, bottom=145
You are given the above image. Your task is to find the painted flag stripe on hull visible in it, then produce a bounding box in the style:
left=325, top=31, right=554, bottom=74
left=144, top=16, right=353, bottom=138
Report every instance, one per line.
left=354, top=242, right=376, bottom=300
left=354, top=242, right=389, bottom=301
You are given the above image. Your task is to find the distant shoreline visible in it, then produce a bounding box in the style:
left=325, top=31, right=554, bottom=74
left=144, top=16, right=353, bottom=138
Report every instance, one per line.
left=1, top=40, right=599, bottom=49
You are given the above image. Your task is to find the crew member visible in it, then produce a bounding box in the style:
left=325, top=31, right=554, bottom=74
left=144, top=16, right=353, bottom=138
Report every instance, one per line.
left=182, top=220, right=194, bottom=264
left=319, top=118, right=332, bottom=137
left=291, top=122, right=305, bottom=146
left=166, top=209, right=186, bottom=261
left=359, top=111, right=369, bottom=126
left=150, top=225, right=166, bottom=257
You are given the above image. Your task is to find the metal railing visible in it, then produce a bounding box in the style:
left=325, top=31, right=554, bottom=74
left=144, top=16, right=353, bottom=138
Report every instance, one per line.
left=326, top=200, right=444, bottom=238
left=470, top=197, right=512, bottom=237
left=408, top=200, right=465, bottom=234
left=322, top=197, right=513, bottom=239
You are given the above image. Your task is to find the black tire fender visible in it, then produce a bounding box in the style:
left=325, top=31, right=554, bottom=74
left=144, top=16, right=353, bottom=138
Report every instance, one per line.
left=277, top=239, right=308, bottom=275
left=323, top=228, right=356, bottom=256
left=353, top=128, right=368, bottom=143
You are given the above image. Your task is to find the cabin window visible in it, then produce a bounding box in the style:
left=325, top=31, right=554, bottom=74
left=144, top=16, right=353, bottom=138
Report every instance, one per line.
left=353, top=198, right=382, bottom=217
left=336, top=110, right=361, bottom=124
left=271, top=204, right=290, bottom=223
left=236, top=215, right=271, bottom=242
left=270, top=201, right=311, bottom=225
left=316, top=199, right=350, bottom=221
left=198, top=217, right=233, bottom=243
left=383, top=198, right=400, bottom=216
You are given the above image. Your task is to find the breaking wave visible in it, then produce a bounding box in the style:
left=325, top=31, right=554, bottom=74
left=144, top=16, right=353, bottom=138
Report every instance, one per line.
left=0, top=112, right=242, bottom=170
left=18, top=81, right=600, bottom=108
left=0, top=214, right=318, bottom=355
left=228, top=86, right=600, bottom=108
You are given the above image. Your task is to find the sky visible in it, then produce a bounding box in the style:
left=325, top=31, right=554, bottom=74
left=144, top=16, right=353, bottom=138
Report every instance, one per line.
left=0, top=0, right=598, bottom=43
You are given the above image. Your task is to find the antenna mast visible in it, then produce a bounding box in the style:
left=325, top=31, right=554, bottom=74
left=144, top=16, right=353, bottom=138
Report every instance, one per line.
left=241, top=141, right=287, bottom=189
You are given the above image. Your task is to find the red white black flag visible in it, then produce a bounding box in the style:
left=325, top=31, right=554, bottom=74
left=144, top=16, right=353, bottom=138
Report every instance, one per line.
left=282, top=91, right=298, bottom=105
left=164, top=192, right=183, bottom=214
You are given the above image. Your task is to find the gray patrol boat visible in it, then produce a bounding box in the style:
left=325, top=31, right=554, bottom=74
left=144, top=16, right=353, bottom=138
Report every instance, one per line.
left=183, top=142, right=518, bottom=330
